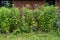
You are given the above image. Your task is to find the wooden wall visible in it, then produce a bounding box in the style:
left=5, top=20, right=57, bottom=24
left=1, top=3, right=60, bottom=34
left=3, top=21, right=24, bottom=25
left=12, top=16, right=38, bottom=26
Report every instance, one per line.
left=13, top=0, right=60, bottom=10
left=55, top=0, right=60, bottom=12
left=13, top=0, right=45, bottom=9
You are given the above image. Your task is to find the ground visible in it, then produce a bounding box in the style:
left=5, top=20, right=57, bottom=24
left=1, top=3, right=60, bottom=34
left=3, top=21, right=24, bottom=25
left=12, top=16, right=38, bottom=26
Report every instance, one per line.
left=0, top=33, right=60, bottom=40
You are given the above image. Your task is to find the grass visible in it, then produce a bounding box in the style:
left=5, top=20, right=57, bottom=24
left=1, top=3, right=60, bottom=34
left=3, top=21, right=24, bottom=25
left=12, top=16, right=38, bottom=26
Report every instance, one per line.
left=0, top=32, right=60, bottom=40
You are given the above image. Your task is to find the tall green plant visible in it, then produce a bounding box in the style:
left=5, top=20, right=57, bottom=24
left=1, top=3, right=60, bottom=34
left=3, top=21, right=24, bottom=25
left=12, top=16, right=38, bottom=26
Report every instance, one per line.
left=0, top=7, right=20, bottom=33
left=38, top=5, right=58, bottom=32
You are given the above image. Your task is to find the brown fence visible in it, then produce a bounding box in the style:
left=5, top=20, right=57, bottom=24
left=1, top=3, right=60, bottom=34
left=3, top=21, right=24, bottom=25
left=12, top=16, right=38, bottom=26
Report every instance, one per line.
left=13, top=0, right=45, bottom=9
left=13, top=0, right=60, bottom=10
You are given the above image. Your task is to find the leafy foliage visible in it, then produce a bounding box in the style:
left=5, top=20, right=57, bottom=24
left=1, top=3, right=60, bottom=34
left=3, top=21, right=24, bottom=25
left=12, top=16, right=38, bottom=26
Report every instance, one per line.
left=0, top=5, right=59, bottom=34
left=0, top=7, right=20, bottom=33
left=38, top=5, right=58, bottom=32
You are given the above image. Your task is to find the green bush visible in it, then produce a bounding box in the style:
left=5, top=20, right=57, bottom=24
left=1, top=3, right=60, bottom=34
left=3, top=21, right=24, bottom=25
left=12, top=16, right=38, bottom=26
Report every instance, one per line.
left=0, top=7, right=20, bottom=33
left=20, top=7, right=33, bottom=32
left=33, top=5, right=58, bottom=32
left=0, top=5, right=59, bottom=34
left=38, top=5, right=58, bottom=32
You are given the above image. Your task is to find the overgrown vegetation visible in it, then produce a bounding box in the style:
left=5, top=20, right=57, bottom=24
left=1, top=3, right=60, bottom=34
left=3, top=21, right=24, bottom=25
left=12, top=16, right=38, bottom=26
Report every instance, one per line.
left=0, top=5, right=60, bottom=37
left=0, top=7, right=20, bottom=33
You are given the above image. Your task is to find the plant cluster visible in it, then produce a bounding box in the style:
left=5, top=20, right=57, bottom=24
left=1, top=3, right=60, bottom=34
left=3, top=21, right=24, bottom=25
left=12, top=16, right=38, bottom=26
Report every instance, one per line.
left=0, top=5, right=59, bottom=34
